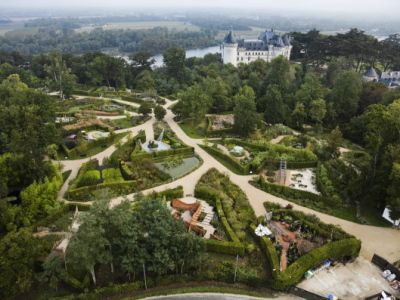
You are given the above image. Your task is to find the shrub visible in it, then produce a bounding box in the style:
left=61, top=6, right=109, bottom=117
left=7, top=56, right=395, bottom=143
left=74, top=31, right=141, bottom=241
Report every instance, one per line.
left=151, top=186, right=184, bottom=200
left=316, top=163, right=343, bottom=206
left=76, top=170, right=101, bottom=188
left=203, top=239, right=245, bottom=256
left=272, top=238, right=361, bottom=290
left=67, top=180, right=139, bottom=201
left=102, top=168, right=123, bottom=183
left=131, top=147, right=194, bottom=162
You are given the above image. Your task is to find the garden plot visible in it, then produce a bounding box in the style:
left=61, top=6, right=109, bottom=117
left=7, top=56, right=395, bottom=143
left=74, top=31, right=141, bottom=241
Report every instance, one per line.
left=155, top=156, right=200, bottom=178
left=208, top=114, right=234, bottom=131
left=286, top=169, right=319, bottom=195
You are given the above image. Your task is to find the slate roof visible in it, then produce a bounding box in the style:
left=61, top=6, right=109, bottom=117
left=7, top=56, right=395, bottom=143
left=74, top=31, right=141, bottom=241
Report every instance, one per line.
left=364, top=67, right=379, bottom=78
left=224, top=30, right=236, bottom=44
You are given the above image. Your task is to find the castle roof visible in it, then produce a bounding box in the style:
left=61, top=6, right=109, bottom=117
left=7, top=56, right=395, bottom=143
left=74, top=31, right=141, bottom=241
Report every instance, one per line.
left=224, top=30, right=236, bottom=44
left=364, top=67, right=379, bottom=78
left=233, top=29, right=291, bottom=50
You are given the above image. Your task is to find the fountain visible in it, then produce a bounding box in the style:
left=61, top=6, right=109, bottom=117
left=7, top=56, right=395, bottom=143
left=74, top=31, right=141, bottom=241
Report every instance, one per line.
left=141, top=128, right=171, bottom=153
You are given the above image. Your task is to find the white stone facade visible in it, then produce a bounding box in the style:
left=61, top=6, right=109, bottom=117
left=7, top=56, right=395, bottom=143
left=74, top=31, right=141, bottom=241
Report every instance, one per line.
left=222, top=30, right=292, bottom=66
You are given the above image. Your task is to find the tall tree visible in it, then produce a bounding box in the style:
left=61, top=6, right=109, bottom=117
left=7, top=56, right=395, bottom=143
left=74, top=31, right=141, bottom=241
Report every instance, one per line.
left=291, top=102, right=307, bottom=130
left=263, top=84, right=286, bottom=124
left=0, top=229, right=45, bottom=299
left=135, top=70, right=155, bottom=92
left=154, top=105, right=166, bottom=121
left=163, top=47, right=186, bottom=82
left=174, top=85, right=211, bottom=121
left=330, top=71, right=362, bottom=123
left=233, top=86, right=260, bottom=136
left=45, top=52, right=76, bottom=99
left=309, top=99, right=327, bottom=129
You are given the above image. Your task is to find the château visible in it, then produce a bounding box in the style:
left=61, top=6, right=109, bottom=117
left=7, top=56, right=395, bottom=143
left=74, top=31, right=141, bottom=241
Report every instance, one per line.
left=222, top=29, right=292, bottom=66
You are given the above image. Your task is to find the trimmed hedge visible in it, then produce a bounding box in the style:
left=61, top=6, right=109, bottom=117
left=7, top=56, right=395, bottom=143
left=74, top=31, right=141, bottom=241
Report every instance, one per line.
left=195, top=186, right=241, bottom=243
left=102, top=168, right=124, bottom=183
left=224, top=139, right=268, bottom=152
left=131, top=147, right=194, bottom=162
left=67, top=180, right=139, bottom=201
left=152, top=186, right=184, bottom=200
left=120, top=161, right=134, bottom=180
left=253, top=177, right=323, bottom=204
left=203, top=239, right=245, bottom=256
left=223, top=139, right=317, bottom=170
left=259, top=159, right=318, bottom=170
left=251, top=225, right=280, bottom=276
left=76, top=170, right=101, bottom=188
left=199, top=145, right=248, bottom=175
left=272, top=238, right=361, bottom=290
left=252, top=207, right=361, bottom=290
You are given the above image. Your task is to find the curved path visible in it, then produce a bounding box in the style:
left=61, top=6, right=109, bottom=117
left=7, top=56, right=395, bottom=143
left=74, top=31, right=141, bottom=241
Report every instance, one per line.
left=58, top=98, right=400, bottom=263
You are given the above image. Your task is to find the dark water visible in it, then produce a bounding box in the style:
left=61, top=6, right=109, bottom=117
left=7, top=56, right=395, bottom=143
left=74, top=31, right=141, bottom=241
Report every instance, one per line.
left=150, top=45, right=221, bottom=68
left=121, top=45, right=221, bottom=69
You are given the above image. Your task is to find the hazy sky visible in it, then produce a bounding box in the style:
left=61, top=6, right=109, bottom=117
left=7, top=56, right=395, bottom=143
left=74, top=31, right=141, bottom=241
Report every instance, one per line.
left=2, top=0, right=400, bottom=19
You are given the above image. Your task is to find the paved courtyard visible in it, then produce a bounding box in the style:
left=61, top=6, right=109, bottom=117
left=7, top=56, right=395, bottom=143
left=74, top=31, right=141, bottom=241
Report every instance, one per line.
left=298, top=257, right=400, bottom=299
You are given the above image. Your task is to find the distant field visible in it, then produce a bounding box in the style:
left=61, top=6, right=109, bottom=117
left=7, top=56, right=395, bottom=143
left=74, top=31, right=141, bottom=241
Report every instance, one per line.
left=0, top=20, right=36, bottom=37
left=0, top=27, right=39, bottom=38
left=76, top=21, right=201, bottom=33
left=216, top=26, right=289, bottom=40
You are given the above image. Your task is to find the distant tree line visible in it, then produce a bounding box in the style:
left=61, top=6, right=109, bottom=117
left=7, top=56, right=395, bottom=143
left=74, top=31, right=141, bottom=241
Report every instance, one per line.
left=291, top=29, right=400, bottom=71
left=0, top=26, right=217, bottom=56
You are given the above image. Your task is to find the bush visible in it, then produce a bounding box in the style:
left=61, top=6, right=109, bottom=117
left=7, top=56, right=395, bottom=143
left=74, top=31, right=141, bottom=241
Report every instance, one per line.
left=316, top=163, right=343, bottom=206
left=203, top=239, right=245, bottom=256
left=272, top=238, right=361, bottom=290
left=131, top=147, right=194, bottom=162
left=76, top=170, right=101, bottom=188
left=250, top=225, right=280, bottom=278
left=151, top=186, right=184, bottom=200
left=67, top=180, right=139, bottom=201
left=102, top=168, right=123, bottom=183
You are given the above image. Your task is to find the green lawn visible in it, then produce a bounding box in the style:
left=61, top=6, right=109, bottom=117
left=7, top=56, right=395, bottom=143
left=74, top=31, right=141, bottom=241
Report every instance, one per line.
left=155, top=156, right=201, bottom=178
left=178, top=120, right=208, bottom=139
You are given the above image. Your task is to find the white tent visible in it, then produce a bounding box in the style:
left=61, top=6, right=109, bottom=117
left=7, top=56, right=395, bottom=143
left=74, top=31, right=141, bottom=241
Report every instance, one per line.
left=254, top=224, right=272, bottom=237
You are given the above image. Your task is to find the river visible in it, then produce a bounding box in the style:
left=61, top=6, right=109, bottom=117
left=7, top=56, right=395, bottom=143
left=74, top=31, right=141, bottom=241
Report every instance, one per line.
left=120, top=45, right=221, bottom=68
left=150, top=45, right=221, bottom=68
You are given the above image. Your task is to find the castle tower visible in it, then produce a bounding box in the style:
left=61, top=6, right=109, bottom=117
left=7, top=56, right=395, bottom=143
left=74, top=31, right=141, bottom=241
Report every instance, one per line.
left=222, top=30, right=238, bottom=66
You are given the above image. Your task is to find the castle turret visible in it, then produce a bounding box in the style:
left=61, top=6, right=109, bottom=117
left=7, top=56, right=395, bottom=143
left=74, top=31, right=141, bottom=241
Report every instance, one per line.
left=222, top=30, right=238, bottom=66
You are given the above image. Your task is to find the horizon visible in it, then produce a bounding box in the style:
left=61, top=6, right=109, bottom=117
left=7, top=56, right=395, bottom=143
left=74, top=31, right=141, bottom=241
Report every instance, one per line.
left=1, top=0, right=400, bottom=21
